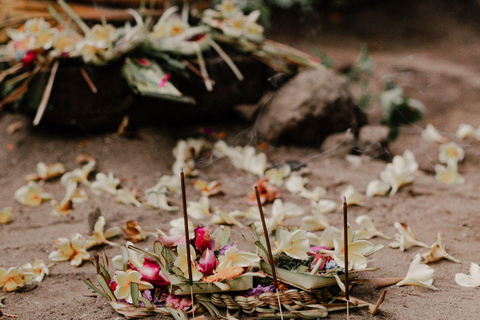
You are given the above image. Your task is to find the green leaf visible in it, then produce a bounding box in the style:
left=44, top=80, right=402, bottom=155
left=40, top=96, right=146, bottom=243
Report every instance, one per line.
left=96, top=274, right=116, bottom=301
left=130, top=283, right=139, bottom=307
left=137, top=297, right=153, bottom=308
left=84, top=279, right=109, bottom=300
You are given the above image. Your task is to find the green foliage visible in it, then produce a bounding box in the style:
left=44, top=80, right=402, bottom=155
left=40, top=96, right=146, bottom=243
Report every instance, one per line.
left=342, top=44, right=374, bottom=109
left=275, top=254, right=314, bottom=272
left=312, top=47, right=335, bottom=68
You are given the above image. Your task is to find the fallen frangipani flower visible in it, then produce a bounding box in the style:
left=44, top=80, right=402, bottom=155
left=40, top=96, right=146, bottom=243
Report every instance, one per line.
left=217, top=245, right=260, bottom=268
left=379, top=150, right=418, bottom=196
left=25, top=162, right=66, bottom=182
left=172, top=138, right=209, bottom=177
left=273, top=229, right=311, bottom=260
left=86, top=216, right=122, bottom=249
left=389, top=222, right=429, bottom=252
left=456, top=123, right=475, bottom=140
left=300, top=186, right=327, bottom=201
left=307, top=226, right=341, bottom=248
left=145, top=183, right=179, bottom=211
left=49, top=233, right=91, bottom=267
left=396, top=254, right=437, bottom=290
left=285, top=174, right=308, bottom=194
left=312, top=199, right=337, bottom=214
left=210, top=208, right=245, bottom=228
left=302, top=200, right=330, bottom=232
left=230, top=207, right=261, bottom=221
left=22, top=260, right=50, bottom=282
left=187, top=196, right=211, bottom=220
left=122, top=220, right=150, bottom=243
left=174, top=243, right=204, bottom=281
left=168, top=218, right=194, bottom=235
left=14, top=181, right=53, bottom=206
left=253, top=199, right=303, bottom=233
left=245, top=178, right=280, bottom=205
left=0, top=267, right=34, bottom=292
left=156, top=175, right=181, bottom=193
left=264, top=165, right=291, bottom=187
left=421, top=124, right=447, bottom=143
left=354, top=215, right=391, bottom=240
left=366, top=180, right=390, bottom=198
left=113, top=270, right=154, bottom=303
left=0, top=207, right=13, bottom=224
left=193, top=179, right=224, bottom=197
left=333, top=225, right=382, bottom=270
left=60, top=160, right=96, bottom=187
left=214, top=141, right=268, bottom=176
left=421, top=232, right=460, bottom=264
left=90, top=172, right=120, bottom=195
left=438, top=142, right=464, bottom=168
left=340, top=185, right=363, bottom=206
left=455, top=262, right=480, bottom=287
left=115, top=188, right=142, bottom=207
left=51, top=181, right=77, bottom=216
left=435, top=164, right=465, bottom=185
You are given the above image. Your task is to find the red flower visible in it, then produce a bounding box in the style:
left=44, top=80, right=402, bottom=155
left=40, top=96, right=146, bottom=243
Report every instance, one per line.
left=194, top=226, right=215, bottom=253
left=22, top=51, right=37, bottom=65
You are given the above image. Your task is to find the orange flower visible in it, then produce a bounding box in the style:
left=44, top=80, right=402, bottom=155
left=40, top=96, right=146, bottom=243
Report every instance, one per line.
left=202, top=266, right=244, bottom=283
left=245, top=178, right=280, bottom=205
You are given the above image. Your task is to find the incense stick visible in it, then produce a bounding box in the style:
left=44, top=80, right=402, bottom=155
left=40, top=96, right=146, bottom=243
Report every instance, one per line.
left=343, top=197, right=350, bottom=320
left=33, top=60, right=59, bottom=126
left=254, top=186, right=284, bottom=320
left=180, top=169, right=195, bottom=318
left=80, top=67, right=98, bottom=94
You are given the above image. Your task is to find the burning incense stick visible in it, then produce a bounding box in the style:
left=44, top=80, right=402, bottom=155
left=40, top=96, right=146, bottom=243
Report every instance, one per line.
left=254, top=185, right=284, bottom=320
left=343, top=196, right=350, bottom=320
left=180, top=169, right=195, bottom=318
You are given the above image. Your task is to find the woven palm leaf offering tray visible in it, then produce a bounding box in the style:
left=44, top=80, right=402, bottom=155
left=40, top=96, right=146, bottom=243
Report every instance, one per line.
left=0, top=0, right=321, bottom=129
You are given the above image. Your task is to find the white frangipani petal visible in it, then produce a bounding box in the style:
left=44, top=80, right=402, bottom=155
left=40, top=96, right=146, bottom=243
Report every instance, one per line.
left=421, top=232, right=460, bottom=264
left=435, top=164, right=464, bottom=185
left=438, top=142, right=464, bottom=168
left=366, top=180, right=390, bottom=198
left=265, top=165, right=291, bottom=187
left=396, top=254, right=437, bottom=290
left=90, top=172, right=119, bottom=195
left=299, top=186, right=327, bottom=201
left=354, top=215, right=391, bottom=240
left=115, top=188, right=142, bottom=207
left=389, top=222, right=429, bottom=252
left=421, top=124, right=447, bottom=143
left=187, top=196, right=211, bottom=220
left=455, top=263, right=480, bottom=288
left=456, top=123, right=475, bottom=140
left=14, top=181, right=52, bottom=206
left=380, top=150, right=418, bottom=196
left=341, top=185, right=363, bottom=206
left=285, top=175, right=308, bottom=194
left=273, top=229, right=311, bottom=260
left=307, top=226, right=341, bottom=248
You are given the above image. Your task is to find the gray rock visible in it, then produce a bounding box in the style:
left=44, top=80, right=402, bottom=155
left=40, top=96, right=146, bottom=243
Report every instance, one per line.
left=256, top=69, right=367, bottom=145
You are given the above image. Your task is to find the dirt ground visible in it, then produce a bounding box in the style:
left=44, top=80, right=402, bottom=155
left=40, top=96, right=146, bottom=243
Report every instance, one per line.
left=2, top=1, right=480, bottom=319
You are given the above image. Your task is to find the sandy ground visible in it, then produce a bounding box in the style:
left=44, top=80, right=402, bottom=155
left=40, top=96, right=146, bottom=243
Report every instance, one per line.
left=2, top=1, right=480, bottom=319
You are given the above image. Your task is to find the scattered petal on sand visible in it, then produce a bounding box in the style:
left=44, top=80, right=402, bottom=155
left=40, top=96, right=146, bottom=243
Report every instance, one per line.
left=49, top=233, right=91, bottom=267
left=421, top=232, right=460, bottom=264
left=435, top=164, right=465, bottom=185
left=187, top=196, right=211, bottom=220
left=396, top=254, right=437, bottom=290
left=265, top=165, right=291, bottom=187
left=122, top=220, right=150, bottom=243
left=193, top=179, right=224, bottom=197
left=0, top=267, right=34, bottom=292
left=25, top=162, right=66, bottom=182
left=214, top=141, right=268, bottom=176
left=22, top=260, right=50, bottom=282
left=366, top=180, right=390, bottom=198
left=86, top=216, right=121, bottom=249
left=0, top=207, right=13, bottom=224
left=421, top=124, right=447, bottom=143
left=145, top=184, right=179, bottom=211
left=299, top=186, right=327, bottom=201
left=389, top=222, right=429, bottom=252
left=51, top=181, right=77, bottom=216
left=211, top=209, right=245, bottom=228
left=455, top=263, right=480, bottom=288
left=311, top=199, right=337, bottom=215
left=340, top=185, right=363, bottom=206
left=438, top=142, right=464, bottom=168
left=285, top=175, right=308, bottom=194
left=380, top=150, right=418, bottom=196
left=455, top=123, right=475, bottom=140
left=354, top=215, right=391, bottom=240
left=245, top=178, right=280, bottom=205
left=273, top=229, right=311, bottom=260
left=61, top=160, right=96, bottom=187
left=168, top=218, right=194, bottom=236
left=115, top=188, right=142, bottom=207
left=302, top=210, right=330, bottom=231
left=14, top=181, right=52, bottom=206
left=90, top=172, right=120, bottom=195
left=271, top=199, right=304, bottom=218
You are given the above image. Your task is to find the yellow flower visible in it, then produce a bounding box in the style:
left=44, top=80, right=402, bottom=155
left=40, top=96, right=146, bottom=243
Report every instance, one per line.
left=48, top=233, right=91, bottom=267
left=217, top=245, right=260, bottom=269
left=86, top=216, right=121, bottom=249
left=0, top=207, right=13, bottom=224
left=22, top=260, right=50, bottom=282
left=14, top=181, right=52, bottom=206
left=0, top=267, right=34, bottom=292
left=273, top=229, right=311, bottom=260
left=174, top=243, right=203, bottom=281
left=113, top=270, right=154, bottom=303
left=193, top=180, right=223, bottom=197
left=397, top=254, right=437, bottom=290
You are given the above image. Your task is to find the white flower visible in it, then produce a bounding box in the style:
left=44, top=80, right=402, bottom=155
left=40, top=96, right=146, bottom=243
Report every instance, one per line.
left=421, top=232, right=460, bottom=264
left=302, top=211, right=330, bottom=232
left=217, top=245, right=260, bottom=269
left=307, top=226, right=341, bottom=248
left=300, top=186, right=327, bottom=201
left=174, top=243, right=203, bottom=281
left=389, top=222, right=429, bottom=252
left=0, top=267, right=34, bottom=292
left=311, top=199, right=337, bottom=215
left=333, top=225, right=381, bottom=270
left=273, top=229, right=311, bottom=260
left=60, top=160, right=96, bottom=187
left=0, top=207, right=13, bottom=224
left=145, top=184, right=179, bottom=211
left=25, top=162, right=66, bottom=181
left=169, top=218, right=194, bottom=236
left=157, top=175, right=181, bottom=193
left=86, top=216, right=121, bottom=249
left=51, top=181, right=77, bottom=216
left=48, top=233, right=90, bottom=267
left=456, top=123, right=475, bottom=140
left=380, top=150, right=418, bottom=196
left=435, top=164, right=464, bottom=185
left=455, top=263, right=480, bottom=288
left=354, top=215, right=391, bottom=240
left=366, top=180, right=390, bottom=198
left=172, top=138, right=208, bottom=177
left=265, top=165, right=291, bottom=187
left=14, top=181, right=52, bottom=206
left=90, top=172, right=119, bottom=195
left=113, top=270, right=154, bottom=303
left=115, top=188, right=142, bottom=207
left=396, top=254, right=437, bottom=290
left=22, top=260, right=49, bottom=282
left=340, top=185, right=363, bottom=206
left=285, top=175, right=307, bottom=194
left=243, top=147, right=268, bottom=176
left=438, top=142, right=464, bottom=168
left=271, top=199, right=304, bottom=218
left=230, top=207, right=261, bottom=220
left=211, top=209, right=245, bottom=228
left=187, top=197, right=211, bottom=220
left=112, top=241, right=145, bottom=270
left=421, top=124, right=447, bottom=143
left=212, top=226, right=231, bottom=251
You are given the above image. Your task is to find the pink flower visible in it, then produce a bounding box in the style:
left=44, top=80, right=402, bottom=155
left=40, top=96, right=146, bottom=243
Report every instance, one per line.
left=197, top=249, right=218, bottom=275
left=166, top=294, right=192, bottom=310
left=194, top=226, right=215, bottom=253
left=158, top=234, right=184, bottom=248
left=137, top=258, right=170, bottom=287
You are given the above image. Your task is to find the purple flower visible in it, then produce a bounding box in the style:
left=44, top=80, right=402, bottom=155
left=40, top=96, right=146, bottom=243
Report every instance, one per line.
left=245, top=285, right=275, bottom=297
left=219, top=244, right=234, bottom=255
